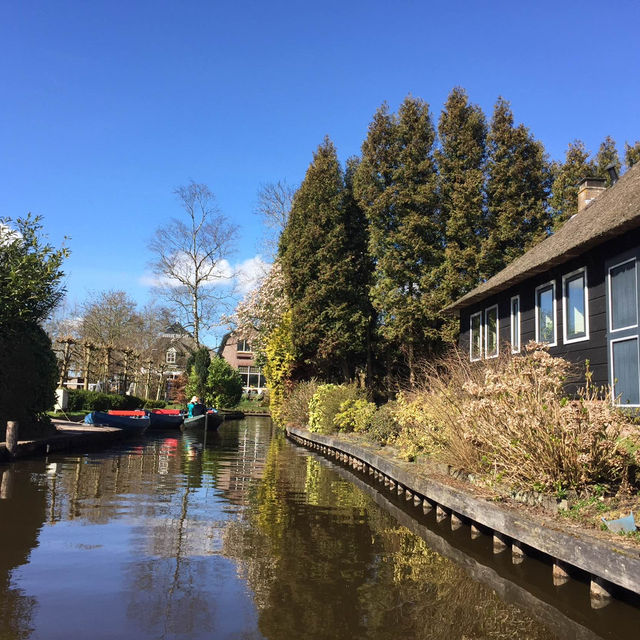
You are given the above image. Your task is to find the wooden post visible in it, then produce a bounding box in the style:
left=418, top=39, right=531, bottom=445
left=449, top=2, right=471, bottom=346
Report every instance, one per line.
left=493, top=532, right=509, bottom=553
left=590, top=577, right=613, bottom=609
left=553, top=561, right=570, bottom=587
left=0, top=469, right=14, bottom=499
left=6, top=421, right=18, bottom=455
left=512, top=541, right=525, bottom=565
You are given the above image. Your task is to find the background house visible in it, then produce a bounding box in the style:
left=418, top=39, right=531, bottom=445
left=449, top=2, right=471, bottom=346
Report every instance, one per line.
left=217, top=332, right=267, bottom=395
left=446, top=163, right=640, bottom=406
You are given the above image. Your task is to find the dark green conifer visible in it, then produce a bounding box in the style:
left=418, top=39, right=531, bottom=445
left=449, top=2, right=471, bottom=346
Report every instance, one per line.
left=354, top=96, right=442, bottom=379
left=436, top=87, right=487, bottom=339
left=625, top=141, right=640, bottom=169
left=279, top=137, right=372, bottom=381
left=550, top=140, right=596, bottom=229
left=595, top=135, right=621, bottom=185
left=481, top=98, right=552, bottom=278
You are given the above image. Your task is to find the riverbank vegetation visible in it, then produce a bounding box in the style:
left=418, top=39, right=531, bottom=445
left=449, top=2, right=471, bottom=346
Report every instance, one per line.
left=0, top=215, right=68, bottom=438
left=279, top=345, right=640, bottom=500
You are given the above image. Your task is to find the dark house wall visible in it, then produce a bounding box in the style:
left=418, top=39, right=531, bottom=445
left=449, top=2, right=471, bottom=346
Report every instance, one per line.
left=458, top=229, right=640, bottom=392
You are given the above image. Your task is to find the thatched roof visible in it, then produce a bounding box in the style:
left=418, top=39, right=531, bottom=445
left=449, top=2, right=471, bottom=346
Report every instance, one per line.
left=445, top=162, right=640, bottom=313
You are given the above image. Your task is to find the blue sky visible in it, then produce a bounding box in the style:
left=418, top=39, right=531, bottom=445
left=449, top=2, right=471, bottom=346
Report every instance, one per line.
left=1, top=0, right=639, bottom=343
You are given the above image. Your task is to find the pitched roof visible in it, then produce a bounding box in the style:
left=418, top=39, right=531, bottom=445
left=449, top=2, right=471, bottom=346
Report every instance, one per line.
left=445, top=163, right=640, bottom=313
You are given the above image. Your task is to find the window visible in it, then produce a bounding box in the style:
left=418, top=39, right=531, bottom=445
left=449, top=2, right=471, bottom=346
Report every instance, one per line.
left=470, top=311, right=482, bottom=361
left=611, top=337, right=640, bottom=406
left=237, top=339, right=252, bottom=352
left=535, top=281, right=557, bottom=345
left=166, top=348, right=177, bottom=364
left=510, top=296, right=520, bottom=353
left=237, top=365, right=266, bottom=388
left=563, top=268, right=589, bottom=343
left=609, top=258, right=637, bottom=331
left=484, top=305, right=499, bottom=358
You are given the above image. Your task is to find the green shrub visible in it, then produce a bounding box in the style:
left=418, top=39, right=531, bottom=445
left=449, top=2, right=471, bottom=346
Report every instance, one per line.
left=0, top=323, right=58, bottom=428
left=280, top=379, right=319, bottom=427
left=206, top=357, right=243, bottom=409
left=366, top=402, right=401, bottom=445
left=142, top=399, right=167, bottom=410
left=334, top=397, right=377, bottom=433
left=66, top=389, right=145, bottom=412
left=308, top=383, right=364, bottom=435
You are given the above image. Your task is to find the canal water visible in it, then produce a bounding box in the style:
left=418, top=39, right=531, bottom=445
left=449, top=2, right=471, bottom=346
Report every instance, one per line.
left=0, top=417, right=638, bottom=639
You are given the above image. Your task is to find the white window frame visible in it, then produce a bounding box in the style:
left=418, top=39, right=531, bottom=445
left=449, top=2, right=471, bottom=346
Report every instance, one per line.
left=608, top=257, right=638, bottom=333
left=609, top=335, right=640, bottom=408
left=562, top=267, right=590, bottom=344
left=166, top=348, right=177, bottom=364
left=510, top=295, right=520, bottom=353
left=469, top=311, right=483, bottom=362
left=237, top=339, right=252, bottom=353
left=535, top=280, right=557, bottom=347
left=484, top=304, right=499, bottom=359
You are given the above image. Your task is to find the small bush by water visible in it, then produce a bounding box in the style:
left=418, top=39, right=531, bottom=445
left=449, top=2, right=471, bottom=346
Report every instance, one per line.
left=393, top=343, right=640, bottom=492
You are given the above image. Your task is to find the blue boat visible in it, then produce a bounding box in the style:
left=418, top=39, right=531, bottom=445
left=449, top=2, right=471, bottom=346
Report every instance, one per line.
left=148, top=411, right=184, bottom=429
left=84, top=411, right=149, bottom=435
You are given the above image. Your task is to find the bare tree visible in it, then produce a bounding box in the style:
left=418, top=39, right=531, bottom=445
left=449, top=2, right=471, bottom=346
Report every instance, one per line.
left=149, top=182, right=237, bottom=346
left=255, top=180, right=295, bottom=257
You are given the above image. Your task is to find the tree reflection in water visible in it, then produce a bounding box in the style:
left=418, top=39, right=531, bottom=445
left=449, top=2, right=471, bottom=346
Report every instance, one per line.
left=0, top=421, right=568, bottom=640
left=223, top=437, right=557, bottom=640
left=0, top=464, right=47, bottom=640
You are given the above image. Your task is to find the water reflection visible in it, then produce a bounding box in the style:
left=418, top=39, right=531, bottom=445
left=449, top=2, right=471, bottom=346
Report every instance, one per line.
left=0, top=418, right=635, bottom=639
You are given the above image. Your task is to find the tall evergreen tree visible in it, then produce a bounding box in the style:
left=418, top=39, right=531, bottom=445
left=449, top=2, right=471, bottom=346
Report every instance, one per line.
left=550, top=140, right=596, bottom=229
left=595, top=135, right=621, bottom=186
left=354, top=96, right=442, bottom=379
left=437, top=87, right=487, bottom=338
left=625, top=141, right=640, bottom=169
left=279, top=137, right=372, bottom=381
left=481, top=98, right=552, bottom=278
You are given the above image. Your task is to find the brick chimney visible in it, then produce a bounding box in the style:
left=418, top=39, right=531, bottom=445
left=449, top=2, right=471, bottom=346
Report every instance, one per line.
left=577, top=177, right=606, bottom=212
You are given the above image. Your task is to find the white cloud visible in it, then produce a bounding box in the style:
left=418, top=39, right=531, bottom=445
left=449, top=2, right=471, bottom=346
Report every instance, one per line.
left=235, top=255, right=270, bottom=294
left=139, top=255, right=270, bottom=294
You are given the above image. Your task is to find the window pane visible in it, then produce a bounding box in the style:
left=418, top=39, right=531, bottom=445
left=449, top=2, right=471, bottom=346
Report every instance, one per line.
left=612, top=338, right=640, bottom=405
left=486, top=307, right=498, bottom=357
left=537, top=286, right=554, bottom=343
left=566, top=273, right=586, bottom=339
left=248, top=373, right=260, bottom=387
left=611, top=260, right=637, bottom=330
left=470, top=313, right=482, bottom=360
left=510, top=298, right=520, bottom=351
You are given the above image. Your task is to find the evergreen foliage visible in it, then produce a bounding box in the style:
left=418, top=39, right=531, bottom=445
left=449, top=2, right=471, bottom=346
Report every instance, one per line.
left=436, top=87, right=487, bottom=339
left=206, top=357, right=243, bottom=408
left=185, top=346, right=211, bottom=399
left=0, top=216, right=67, bottom=428
left=482, top=98, right=552, bottom=278
left=354, top=96, right=443, bottom=376
left=550, top=140, right=596, bottom=229
left=280, top=137, right=372, bottom=380
left=625, top=141, right=640, bottom=169
left=595, top=136, right=621, bottom=186
left=0, top=214, right=68, bottom=327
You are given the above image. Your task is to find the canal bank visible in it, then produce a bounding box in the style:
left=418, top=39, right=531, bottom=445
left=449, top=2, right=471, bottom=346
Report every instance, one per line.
left=0, top=419, right=134, bottom=462
left=286, top=426, right=640, bottom=606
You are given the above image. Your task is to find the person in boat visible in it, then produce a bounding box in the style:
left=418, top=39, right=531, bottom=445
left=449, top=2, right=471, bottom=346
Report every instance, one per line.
left=188, top=396, right=206, bottom=417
